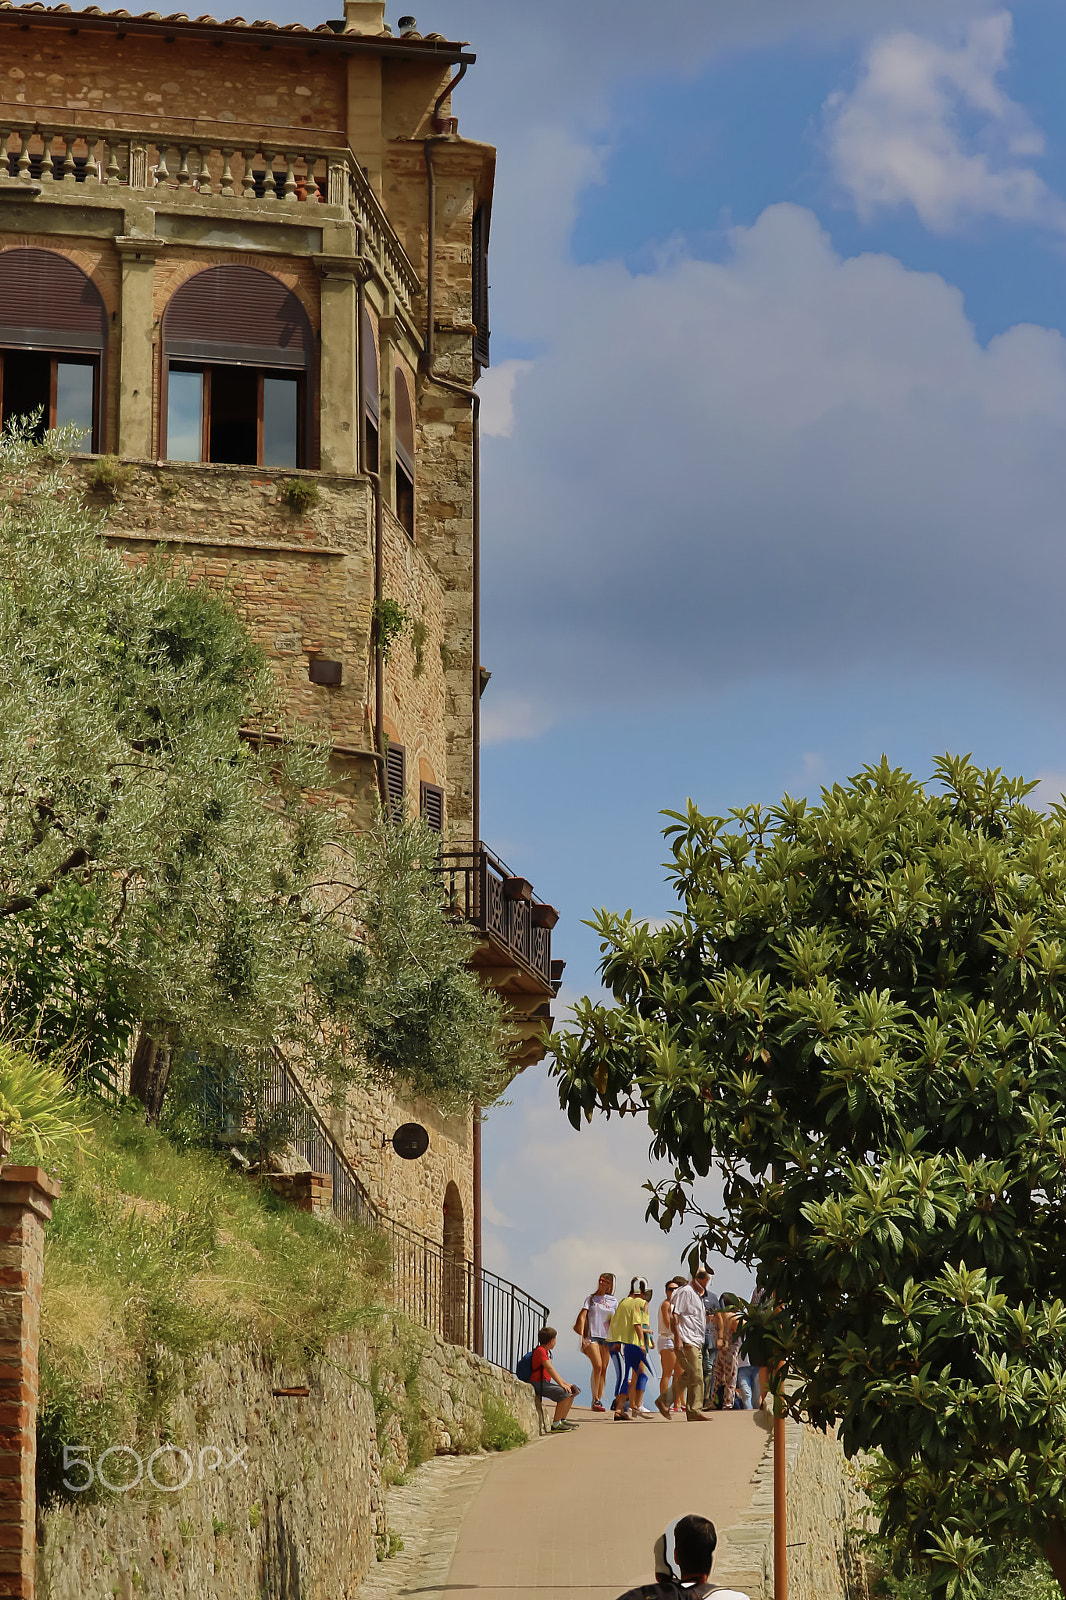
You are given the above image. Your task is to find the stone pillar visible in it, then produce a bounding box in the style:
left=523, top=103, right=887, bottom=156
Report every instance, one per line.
left=115, top=237, right=162, bottom=460
left=317, top=259, right=360, bottom=476
left=0, top=1165, right=59, bottom=1600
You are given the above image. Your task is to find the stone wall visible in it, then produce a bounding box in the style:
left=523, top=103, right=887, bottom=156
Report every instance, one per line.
left=336, top=1081, right=473, bottom=1249
left=713, top=1419, right=872, bottom=1600
left=0, top=24, right=350, bottom=141
left=35, top=1325, right=536, bottom=1600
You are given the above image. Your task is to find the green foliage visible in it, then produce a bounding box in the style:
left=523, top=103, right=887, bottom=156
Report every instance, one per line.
left=370, top=1331, right=432, bottom=1479
left=373, top=598, right=411, bottom=665
left=280, top=479, right=321, bottom=514
left=862, top=1527, right=1059, bottom=1600
left=376, top=1531, right=405, bottom=1561
left=411, top=617, right=427, bottom=678
left=480, top=1394, right=526, bottom=1452
left=0, top=1044, right=92, bottom=1160
left=0, top=433, right=506, bottom=1118
left=37, top=1107, right=390, bottom=1505
left=350, top=819, right=510, bottom=1113
left=86, top=457, right=133, bottom=496
left=552, top=756, right=1066, bottom=1598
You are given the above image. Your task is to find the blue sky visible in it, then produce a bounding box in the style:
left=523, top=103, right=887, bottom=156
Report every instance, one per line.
left=261, top=0, right=1066, bottom=1379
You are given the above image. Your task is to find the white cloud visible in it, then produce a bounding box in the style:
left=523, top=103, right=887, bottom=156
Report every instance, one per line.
left=476, top=199, right=1066, bottom=722
left=1031, top=771, right=1066, bottom=810
left=479, top=691, right=553, bottom=746
left=481, top=1188, right=513, bottom=1230
left=481, top=1071, right=752, bottom=1387
left=825, top=11, right=1066, bottom=233
left=478, top=358, right=534, bottom=439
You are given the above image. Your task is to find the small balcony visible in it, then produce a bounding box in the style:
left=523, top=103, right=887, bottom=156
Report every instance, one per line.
left=437, top=843, right=562, bottom=1069
left=0, top=116, right=420, bottom=327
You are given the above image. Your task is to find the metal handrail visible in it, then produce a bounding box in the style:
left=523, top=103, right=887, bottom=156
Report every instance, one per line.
left=436, top=841, right=554, bottom=987
left=263, top=1050, right=549, bottom=1371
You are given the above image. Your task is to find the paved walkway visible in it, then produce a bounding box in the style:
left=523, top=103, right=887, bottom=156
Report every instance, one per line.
left=435, top=1406, right=770, bottom=1599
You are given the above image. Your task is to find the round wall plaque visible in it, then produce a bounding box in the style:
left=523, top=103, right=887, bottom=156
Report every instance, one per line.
left=392, top=1122, right=430, bottom=1160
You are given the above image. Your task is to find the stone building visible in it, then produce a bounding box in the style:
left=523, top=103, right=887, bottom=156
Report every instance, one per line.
left=0, top=0, right=559, bottom=1322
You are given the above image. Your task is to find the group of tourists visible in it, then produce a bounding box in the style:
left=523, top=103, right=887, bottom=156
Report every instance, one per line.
left=571, top=1267, right=760, bottom=1425
left=524, top=1267, right=761, bottom=1434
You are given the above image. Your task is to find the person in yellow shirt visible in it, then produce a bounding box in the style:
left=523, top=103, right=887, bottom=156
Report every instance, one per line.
left=609, top=1277, right=655, bottom=1420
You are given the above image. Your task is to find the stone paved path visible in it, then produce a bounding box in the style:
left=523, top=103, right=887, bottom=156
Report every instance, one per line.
left=363, top=1406, right=771, bottom=1600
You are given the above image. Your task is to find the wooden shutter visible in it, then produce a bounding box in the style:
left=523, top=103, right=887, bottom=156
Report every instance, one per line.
left=395, top=366, right=415, bottom=474
left=0, top=248, right=107, bottom=352
left=420, top=782, right=444, bottom=833
left=386, top=742, right=406, bottom=823
left=165, top=265, right=311, bottom=369
left=361, top=306, right=380, bottom=420
left=471, top=205, right=490, bottom=371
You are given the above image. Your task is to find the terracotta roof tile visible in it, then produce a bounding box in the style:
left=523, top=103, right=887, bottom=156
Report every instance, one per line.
left=0, top=0, right=469, bottom=48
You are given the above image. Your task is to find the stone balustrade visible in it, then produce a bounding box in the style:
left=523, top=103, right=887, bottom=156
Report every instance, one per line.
left=0, top=120, right=421, bottom=324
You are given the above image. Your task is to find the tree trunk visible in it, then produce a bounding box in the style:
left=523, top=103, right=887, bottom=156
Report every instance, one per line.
left=129, top=1026, right=173, bottom=1122
left=1044, top=1521, right=1066, bottom=1595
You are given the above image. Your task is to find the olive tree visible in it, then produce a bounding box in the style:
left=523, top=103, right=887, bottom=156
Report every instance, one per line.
left=0, top=428, right=506, bottom=1120
left=552, top=756, right=1066, bottom=1598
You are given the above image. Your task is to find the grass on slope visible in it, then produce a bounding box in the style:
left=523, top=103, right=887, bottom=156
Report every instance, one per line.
left=33, top=1106, right=390, bottom=1503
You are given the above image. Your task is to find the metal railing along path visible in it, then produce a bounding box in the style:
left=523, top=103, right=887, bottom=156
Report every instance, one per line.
left=259, top=1050, right=549, bottom=1374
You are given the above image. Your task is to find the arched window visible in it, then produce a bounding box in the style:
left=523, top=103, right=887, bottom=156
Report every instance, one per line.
left=163, top=265, right=312, bottom=467
left=395, top=366, right=415, bottom=538
left=0, top=248, right=106, bottom=451
left=361, top=306, right=379, bottom=473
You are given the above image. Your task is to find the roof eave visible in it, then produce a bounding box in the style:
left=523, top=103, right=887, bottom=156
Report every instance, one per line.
left=0, top=7, right=475, bottom=62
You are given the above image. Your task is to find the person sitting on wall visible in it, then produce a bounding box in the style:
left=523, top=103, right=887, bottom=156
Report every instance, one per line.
left=532, top=1326, right=580, bottom=1433
left=615, top=1515, right=750, bottom=1600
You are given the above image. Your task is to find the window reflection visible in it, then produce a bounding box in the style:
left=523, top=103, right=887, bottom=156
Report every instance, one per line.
left=262, top=377, right=298, bottom=468
left=55, top=362, right=95, bottom=452
left=167, top=368, right=204, bottom=462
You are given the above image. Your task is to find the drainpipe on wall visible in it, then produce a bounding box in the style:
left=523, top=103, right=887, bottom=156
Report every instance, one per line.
left=356, top=263, right=390, bottom=814
left=423, top=124, right=484, bottom=1354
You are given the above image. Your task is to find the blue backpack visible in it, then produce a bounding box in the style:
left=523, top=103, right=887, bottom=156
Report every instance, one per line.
left=516, top=1350, right=534, bottom=1384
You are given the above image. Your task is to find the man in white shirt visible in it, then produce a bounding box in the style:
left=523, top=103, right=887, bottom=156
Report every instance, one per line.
left=656, top=1269, right=711, bottom=1421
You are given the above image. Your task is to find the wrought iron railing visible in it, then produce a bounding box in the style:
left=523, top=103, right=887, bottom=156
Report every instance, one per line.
left=254, top=1050, right=379, bottom=1230
left=260, top=1051, right=549, bottom=1372
left=437, top=842, right=555, bottom=987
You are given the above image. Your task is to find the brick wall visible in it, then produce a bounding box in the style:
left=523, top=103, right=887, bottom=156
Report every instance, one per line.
left=1, top=28, right=348, bottom=142
left=92, top=460, right=448, bottom=830
left=0, top=1165, right=58, bottom=1600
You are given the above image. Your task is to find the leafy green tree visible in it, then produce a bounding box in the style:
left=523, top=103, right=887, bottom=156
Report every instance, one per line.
left=0, top=428, right=505, bottom=1119
left=552, top=756, right=1066, bottom=1599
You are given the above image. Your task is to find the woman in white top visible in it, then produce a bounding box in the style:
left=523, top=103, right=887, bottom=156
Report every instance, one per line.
left=657, top=1278, right=682, bottom=1410
left=574, top=1271, right=618, bottom=1413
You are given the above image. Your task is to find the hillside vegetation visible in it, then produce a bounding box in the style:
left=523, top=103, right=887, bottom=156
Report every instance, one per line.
left=34, top=1107, right=390, bottom=1502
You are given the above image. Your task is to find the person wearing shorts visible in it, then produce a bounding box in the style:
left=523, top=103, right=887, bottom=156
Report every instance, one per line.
left=575, top=1272, right=618, bottom=1413
left=657, top=1278, right=682, bottom=1411
left=531, top=1326, right=579, bottom=1432
left=609, top=1277, right=655, bottom=1420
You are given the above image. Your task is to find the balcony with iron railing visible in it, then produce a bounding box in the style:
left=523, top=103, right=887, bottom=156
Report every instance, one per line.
left=0, top=115, right=421, bottom=331
left=436, top=843, right=562, bottom=1069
